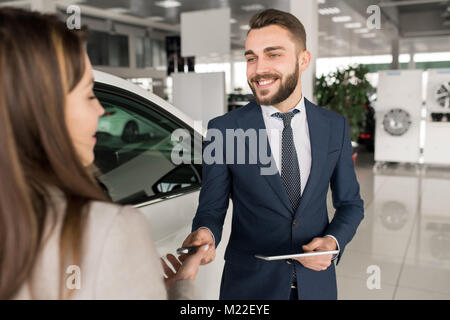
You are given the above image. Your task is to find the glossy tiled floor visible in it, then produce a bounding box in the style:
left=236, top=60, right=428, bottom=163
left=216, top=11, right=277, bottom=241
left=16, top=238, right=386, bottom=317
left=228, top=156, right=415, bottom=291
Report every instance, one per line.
left=329, top=150, right=450, bottom=300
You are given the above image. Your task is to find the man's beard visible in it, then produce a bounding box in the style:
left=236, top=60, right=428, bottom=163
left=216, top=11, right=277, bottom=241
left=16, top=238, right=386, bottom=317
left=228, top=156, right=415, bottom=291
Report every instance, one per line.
left=248, top=62, right=299, bottom=106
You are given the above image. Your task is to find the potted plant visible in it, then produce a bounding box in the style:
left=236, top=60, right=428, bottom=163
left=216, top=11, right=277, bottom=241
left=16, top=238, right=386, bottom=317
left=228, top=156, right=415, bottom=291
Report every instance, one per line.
left=314, top=64, right=373, bottom=163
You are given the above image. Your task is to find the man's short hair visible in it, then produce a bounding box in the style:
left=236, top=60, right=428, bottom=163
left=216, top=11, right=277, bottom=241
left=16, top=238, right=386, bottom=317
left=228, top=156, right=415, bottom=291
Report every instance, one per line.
left=248, top=9, right=307, bottom=51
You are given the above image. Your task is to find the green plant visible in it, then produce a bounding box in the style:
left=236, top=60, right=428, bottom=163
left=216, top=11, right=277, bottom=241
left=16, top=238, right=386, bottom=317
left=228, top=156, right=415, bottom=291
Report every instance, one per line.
left=314, top=64, right=373, bottom=142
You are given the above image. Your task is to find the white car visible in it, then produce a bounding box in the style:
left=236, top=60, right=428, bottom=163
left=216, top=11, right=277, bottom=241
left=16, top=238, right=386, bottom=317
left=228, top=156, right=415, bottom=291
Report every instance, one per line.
left=97, top=103, right=165, bottom=143
left=93, top=70, right=232, bottom=299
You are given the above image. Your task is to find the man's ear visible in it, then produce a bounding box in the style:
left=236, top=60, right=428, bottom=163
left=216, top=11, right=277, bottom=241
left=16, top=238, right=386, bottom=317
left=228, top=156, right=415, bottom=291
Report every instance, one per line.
left=298, top=50, right=311, bottom=71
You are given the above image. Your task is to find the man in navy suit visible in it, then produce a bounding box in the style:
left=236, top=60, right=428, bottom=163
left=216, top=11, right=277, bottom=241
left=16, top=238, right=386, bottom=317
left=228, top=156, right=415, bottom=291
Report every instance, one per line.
left=182, top=9, right=364, bottom=300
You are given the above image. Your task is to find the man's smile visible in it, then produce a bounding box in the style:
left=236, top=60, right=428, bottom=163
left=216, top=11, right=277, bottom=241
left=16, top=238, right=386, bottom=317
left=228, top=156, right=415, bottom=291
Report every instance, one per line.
left=254, top=78, right=279, bottom=89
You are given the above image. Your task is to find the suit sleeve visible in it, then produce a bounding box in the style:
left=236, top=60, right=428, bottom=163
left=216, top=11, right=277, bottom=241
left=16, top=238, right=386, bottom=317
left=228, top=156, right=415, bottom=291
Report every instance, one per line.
left=324, top=116, right=365, bottom=265
left=192, top=118, right=231, bottom=247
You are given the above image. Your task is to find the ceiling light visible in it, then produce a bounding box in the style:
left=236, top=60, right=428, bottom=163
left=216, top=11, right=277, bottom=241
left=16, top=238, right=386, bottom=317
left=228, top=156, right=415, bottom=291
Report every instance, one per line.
left=155, top=1, right=181, bottom=9
left=241, top=4, right=265, bottom=11
left=240, top=24, right=250, bottom=31
left=318, top=7, right=340, bottom=15
left=345, top=22, right=362, bottom=29
left=230, top=18, right=237, bottom=24
left=332, top=16, right=352, bottom=22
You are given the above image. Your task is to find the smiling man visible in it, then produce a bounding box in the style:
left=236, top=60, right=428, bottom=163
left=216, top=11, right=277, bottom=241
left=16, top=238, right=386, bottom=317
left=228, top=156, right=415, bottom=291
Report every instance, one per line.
left=182, top=9, right=364, bottom=300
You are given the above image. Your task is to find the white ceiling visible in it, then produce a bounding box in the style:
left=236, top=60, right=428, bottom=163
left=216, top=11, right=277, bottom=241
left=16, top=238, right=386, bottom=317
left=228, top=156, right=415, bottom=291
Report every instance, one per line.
left=1, top=0, right=449, bottom=60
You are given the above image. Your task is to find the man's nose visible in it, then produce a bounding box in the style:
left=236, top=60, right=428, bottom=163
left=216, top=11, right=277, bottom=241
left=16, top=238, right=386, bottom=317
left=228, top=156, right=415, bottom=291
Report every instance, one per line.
left=255, top=57, right=271, bottom=75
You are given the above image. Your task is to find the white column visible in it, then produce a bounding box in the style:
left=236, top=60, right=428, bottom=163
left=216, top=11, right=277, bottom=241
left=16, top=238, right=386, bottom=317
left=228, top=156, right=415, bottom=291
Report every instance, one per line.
left=290, top=0, right=318, bottom=103
left=128, top=34, right=137, bottom=69
left=30, top=0, right=56, bottom=13
left=230, top=52, right=235, bottom=93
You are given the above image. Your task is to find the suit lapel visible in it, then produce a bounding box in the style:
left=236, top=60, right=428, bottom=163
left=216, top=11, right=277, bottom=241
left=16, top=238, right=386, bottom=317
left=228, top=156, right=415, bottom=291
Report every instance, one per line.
left=235, top=99, right=331, bottom=220
left=294, top=98, right=330, bottom=220
left=236, top=102, right=293, bottom=219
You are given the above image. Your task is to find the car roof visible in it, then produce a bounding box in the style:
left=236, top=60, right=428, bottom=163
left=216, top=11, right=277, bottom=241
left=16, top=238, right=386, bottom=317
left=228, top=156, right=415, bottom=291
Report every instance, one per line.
left=93, top=70, right=206, bottom=136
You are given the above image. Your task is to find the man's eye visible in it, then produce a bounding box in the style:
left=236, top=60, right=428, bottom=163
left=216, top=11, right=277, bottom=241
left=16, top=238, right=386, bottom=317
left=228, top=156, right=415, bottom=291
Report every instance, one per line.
left=89, top=96, right=97, bottom=100
left=247, top=57, right=256, bottom=63
left=270, top=54, right=280, bottom=58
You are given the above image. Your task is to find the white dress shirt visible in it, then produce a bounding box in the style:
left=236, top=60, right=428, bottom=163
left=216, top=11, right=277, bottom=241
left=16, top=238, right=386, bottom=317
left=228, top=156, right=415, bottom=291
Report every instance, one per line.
left=260, top=96, right=311, bottom=196
left=201, top=96, right=340, bottom=259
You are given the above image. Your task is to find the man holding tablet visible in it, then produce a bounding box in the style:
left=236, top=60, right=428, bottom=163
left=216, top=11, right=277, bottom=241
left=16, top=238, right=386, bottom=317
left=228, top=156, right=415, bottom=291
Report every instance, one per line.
left=182, top=9, right=364, bottom=300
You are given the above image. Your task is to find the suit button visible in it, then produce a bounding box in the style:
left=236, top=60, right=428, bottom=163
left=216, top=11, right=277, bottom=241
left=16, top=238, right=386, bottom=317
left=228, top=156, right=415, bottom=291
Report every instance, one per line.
left=292, top=219, right=298, bottom=227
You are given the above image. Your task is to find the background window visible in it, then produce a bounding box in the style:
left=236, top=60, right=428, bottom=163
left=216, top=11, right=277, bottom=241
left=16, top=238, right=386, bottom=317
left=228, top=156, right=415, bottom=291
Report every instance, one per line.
left=87, top=30, right=129, bottom=67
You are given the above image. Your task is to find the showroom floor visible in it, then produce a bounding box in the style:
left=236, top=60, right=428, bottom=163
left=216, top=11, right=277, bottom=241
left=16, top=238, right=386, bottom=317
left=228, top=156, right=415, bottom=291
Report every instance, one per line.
left=330, top=150, right=450, bottom=300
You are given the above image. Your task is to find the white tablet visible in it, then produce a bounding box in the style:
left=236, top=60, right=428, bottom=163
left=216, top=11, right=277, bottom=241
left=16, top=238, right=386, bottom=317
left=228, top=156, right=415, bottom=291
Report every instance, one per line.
left=255, top=250, right=339, bottom=261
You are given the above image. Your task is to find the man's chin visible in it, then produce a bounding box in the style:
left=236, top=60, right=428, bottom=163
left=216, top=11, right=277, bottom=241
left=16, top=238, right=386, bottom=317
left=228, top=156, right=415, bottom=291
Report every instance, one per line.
left=256, top=93, right=277, bottom=106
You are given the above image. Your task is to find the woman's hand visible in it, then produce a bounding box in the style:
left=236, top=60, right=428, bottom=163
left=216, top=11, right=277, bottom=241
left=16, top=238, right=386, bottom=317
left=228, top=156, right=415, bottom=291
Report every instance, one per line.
left=160, top=244, right=209, bottom=290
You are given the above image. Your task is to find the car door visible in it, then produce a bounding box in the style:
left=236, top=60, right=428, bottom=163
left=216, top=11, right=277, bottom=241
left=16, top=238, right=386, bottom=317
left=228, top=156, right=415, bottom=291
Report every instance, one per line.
left=93, top=82, right=231, bottom=299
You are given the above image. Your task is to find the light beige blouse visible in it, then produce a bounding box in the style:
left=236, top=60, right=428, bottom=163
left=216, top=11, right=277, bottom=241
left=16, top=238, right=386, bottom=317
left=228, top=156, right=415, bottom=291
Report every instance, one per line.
left=12, top=191, right=198, bottom=300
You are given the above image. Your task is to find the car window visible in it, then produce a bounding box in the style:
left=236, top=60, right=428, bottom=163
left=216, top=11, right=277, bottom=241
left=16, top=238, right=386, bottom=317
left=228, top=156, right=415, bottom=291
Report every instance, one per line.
left=93, top=85, right=202, bottom=205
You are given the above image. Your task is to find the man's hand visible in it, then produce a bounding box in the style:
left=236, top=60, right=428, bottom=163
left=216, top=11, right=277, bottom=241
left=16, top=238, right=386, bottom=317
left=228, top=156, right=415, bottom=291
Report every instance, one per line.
left=293, top=237, right=337, bottom=272
left=180, top=229, right=216, bottom=265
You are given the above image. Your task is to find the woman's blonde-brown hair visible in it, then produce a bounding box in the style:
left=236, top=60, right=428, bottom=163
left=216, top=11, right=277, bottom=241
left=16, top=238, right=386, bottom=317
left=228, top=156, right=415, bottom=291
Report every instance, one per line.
left=0, top=8, right=109, bottom=299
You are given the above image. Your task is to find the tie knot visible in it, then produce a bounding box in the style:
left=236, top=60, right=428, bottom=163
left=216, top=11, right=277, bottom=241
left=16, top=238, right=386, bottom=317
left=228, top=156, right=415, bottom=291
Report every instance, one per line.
left=271, top=109, right=300, bottom=128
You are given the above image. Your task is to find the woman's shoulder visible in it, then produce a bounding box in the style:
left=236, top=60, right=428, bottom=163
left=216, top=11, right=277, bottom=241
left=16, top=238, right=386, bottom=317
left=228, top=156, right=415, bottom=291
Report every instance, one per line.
left=88, top=200, right=136, bottom=221
left=84, top=201, right=149, bottom=241
left=46, top=186, right=144, bottom=226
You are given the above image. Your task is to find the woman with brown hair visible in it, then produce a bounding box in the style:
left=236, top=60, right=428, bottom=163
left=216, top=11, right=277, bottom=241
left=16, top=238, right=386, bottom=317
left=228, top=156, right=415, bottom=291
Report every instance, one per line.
left=0, top=7, right=206, bottom=300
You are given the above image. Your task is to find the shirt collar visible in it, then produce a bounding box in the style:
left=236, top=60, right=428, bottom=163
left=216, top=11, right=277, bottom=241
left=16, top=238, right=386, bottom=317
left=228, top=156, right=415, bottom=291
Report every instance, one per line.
left=260, top=96, right=305, bottom=117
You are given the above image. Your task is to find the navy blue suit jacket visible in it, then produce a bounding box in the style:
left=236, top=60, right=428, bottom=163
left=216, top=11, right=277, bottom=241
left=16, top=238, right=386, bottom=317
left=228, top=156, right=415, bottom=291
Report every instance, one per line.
left=192, top=98, right=364, bottom=300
